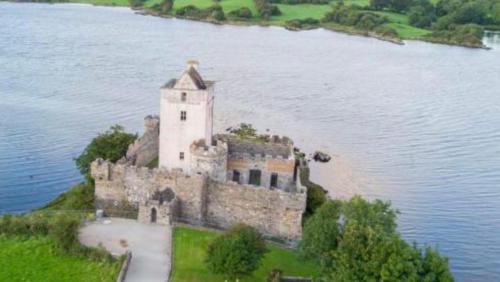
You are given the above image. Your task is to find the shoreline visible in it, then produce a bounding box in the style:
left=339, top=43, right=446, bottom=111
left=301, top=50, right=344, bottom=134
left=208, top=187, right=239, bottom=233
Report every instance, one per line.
left=2, top=1, right=492, bottom=49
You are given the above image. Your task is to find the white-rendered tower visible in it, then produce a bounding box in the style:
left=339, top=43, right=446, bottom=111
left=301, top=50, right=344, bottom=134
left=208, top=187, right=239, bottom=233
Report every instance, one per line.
left=159, top=61, right=214, bottom=172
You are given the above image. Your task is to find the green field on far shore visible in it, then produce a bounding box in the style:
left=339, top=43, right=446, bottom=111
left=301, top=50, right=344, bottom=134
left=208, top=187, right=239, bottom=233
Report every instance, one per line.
left=170, top=226, right=319, bottom=282
left=0, top=235, right=122, bottom=282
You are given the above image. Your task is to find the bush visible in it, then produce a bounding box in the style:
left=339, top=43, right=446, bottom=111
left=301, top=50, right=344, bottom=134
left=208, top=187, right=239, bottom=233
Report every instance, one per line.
left=227, top=7, right=253, bottom=20
left=285, top=18, right=320, bottom=30
left=299, top=166, right=327, bottom=218
left=176, top=5, right=226, bottom=21
left=426, top=23, right=484, bottom=47
left=254, top=0, right=281, bottom=20
left=408, top=5, right=436, bottom=28
left=205, top=224, right=267, bottom=279
left=49, top=213, right=81, bottom=251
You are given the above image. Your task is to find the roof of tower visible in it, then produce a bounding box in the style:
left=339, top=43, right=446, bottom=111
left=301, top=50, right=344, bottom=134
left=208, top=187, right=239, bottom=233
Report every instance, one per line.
left=185, top=66, right=206, bottom=89
left=161, top=61, right=214, bottom=90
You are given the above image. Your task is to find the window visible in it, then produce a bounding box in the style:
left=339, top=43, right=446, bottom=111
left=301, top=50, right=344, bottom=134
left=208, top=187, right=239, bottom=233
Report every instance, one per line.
left=181, top=92, right=187, bottom=102
left=232, top=170, right=240, bottom=183
left=249, top=169, right=261, bottom=186
left=179, top=152, right=184, bottom=160
left=270, top=173, right=278, bottom=188
left=180, top=111, right=187, bottom=121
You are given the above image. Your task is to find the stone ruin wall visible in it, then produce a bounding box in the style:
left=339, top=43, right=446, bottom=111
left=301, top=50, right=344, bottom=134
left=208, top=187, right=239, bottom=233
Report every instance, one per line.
left=190, top=139, right=228, bottom=183
left=91, top=159, right=206, bottom=223
left=91, top=160, right=306, bottom=240
left=124, top=115, right=159, bottom=167
left=227, top=153, right=296, bottom=191
left=205, top=180, right=306, bottom=240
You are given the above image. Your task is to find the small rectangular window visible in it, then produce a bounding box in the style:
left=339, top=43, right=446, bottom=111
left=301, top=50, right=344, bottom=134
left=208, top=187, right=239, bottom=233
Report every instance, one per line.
left=180, top=111, right=187, bottom=121
left=271, top=173, right=278, bottom=188
left=179, top=152, right=184, bottom=160
left=232, top=170, right=240, bottom=183
left=181, top=92, right=187, bottom=102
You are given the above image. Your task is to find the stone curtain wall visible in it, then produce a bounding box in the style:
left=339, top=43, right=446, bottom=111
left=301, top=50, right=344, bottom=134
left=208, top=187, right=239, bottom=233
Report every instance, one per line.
left=125, top=115, right=159, bottom=167
left=91, top=160, right=206, bottom=222
left=206, top=181, right=306, bottom=240
left=91, top=160, right=306, bottom=240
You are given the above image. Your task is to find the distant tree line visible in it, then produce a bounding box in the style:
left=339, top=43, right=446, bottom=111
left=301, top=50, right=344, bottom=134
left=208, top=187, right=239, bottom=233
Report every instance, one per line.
left=322, top=4, right=398, bottom=38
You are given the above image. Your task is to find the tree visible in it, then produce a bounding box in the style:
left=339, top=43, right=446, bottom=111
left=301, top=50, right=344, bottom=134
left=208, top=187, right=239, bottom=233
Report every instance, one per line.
left=389, top=0, right=413, bottom=12
left=299, top=200, right=341, bottom=261
left=370, top=0, right=390, bottom=10
left=205, top=224, right=267, bottom=279
left=298, top=196, right=453, bottom=281
left=409, top=5, right=436, bottom=28
left=75, top=125, right=137, bottom=179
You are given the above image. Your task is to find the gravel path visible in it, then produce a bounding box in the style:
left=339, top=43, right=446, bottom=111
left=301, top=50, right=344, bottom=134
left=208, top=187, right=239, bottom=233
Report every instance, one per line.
left=79, top=218, right=172, bottom=282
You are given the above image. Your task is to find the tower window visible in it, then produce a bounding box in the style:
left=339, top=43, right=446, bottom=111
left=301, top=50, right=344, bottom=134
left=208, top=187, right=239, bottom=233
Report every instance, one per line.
left=232, top=170, right=240, bottom=183
left=270, top=173, right=278, bottom=188
left=181, top=92, right=187, bottom=102
left=180, top=111, right=187, bottom=121
left=179, top=152, right=184, bottom=160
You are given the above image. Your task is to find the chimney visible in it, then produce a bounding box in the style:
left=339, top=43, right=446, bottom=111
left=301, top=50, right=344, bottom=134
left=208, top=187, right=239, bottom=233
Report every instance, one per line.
left=187, top=59, right=199, bottom=70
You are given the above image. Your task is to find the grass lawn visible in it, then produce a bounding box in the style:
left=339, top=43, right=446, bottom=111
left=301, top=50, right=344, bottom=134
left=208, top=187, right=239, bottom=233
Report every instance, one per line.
left=371, top=10, right=431, bottom=38
left=271, top=4, right=331, bottom=23
left=172, top=0, right=215, bottom=11
left=218, top=0, right=258, bottom=17
left=170, top=226, right=319, bottom=282
left=0, top=235, right=122, bottom=282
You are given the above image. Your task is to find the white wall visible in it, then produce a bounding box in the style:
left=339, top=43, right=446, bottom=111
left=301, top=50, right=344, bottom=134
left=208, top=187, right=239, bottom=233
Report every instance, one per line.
left=159, top=83, right=214, bottom=173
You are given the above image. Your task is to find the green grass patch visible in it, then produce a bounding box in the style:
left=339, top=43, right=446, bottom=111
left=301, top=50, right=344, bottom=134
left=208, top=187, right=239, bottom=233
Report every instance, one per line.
left=218, top=0, right=258, bottom=17
left=339, top=0, right=369, bottom=7
left=0, top=235, right=122, bottom=282
left=384, top=22, right=430, bottom=38
left=172, top=0, right=215, bottom=11
left=370, top=10, right=430, bottom=38
left=271, top=4, right=331, bottom=23
left=38, top=183, right=95, bottom=211
left=170, top=226, right=319, bottom=282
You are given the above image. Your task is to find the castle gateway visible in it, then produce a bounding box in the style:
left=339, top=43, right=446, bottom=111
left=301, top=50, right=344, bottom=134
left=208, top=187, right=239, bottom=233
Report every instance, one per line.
left=91, top=62, right=307, bottom=240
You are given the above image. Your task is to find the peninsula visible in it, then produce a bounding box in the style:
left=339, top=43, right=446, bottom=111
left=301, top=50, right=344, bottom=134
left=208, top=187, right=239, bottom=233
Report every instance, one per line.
left=6, top=0, right=500, bottom=48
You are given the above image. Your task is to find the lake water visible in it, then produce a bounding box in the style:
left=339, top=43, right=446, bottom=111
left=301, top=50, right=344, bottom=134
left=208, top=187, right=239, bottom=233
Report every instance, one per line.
left=1, top=3, right=499, bottom=280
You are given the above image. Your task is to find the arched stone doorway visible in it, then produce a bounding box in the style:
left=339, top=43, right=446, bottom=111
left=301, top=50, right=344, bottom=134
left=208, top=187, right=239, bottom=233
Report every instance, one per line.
left=151, top=207, right=157, bottom=223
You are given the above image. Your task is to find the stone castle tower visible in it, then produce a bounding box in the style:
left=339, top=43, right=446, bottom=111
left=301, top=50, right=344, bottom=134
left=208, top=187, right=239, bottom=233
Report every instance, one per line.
left=159, top=61, right=215, bottom=173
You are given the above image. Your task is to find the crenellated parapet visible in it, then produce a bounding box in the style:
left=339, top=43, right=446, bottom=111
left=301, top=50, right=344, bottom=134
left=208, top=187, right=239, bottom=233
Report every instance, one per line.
left=190, top=139, right=228, bottom=182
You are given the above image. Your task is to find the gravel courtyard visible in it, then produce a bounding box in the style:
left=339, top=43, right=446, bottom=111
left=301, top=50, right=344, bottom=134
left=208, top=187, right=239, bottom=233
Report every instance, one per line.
left=79, top=218, right=172, bottom=282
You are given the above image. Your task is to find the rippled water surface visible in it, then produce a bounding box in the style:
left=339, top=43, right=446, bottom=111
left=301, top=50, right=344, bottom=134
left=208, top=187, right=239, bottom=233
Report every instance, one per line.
left=1, top=3, right=500, bottom=280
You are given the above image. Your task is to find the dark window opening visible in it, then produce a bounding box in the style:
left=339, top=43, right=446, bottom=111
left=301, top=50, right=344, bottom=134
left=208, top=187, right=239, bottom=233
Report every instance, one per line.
left=249, top=169, right=261, bottom=186
left=232, top=170, right=240, bottom=183
left=181, top=92, right=187, bottom=102
left=179, top=152, right=184, bottom=160
left=180, top=111, right=187, bottom=121
left=151, top=208, right=157, bottom=223
left=271, top=173, right=278, bottom=188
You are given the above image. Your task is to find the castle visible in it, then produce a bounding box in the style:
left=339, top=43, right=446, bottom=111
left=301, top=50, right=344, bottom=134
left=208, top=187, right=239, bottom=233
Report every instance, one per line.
left=91, top=61, right=307, bottom=240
